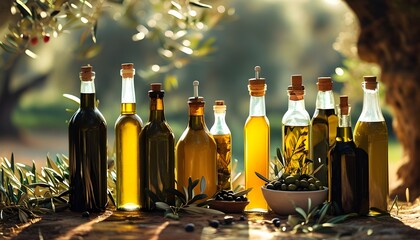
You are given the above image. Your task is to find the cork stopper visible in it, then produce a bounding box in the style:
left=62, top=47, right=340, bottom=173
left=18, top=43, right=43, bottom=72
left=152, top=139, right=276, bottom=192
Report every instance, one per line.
left=317, top=77, right=333, bottom=91
left=80, top=64, right=94, bottom=81
left=288, top=75, right=305, bottom=100
left=213, top=100, right=226, bottom=113
left=339, top=95, right=349, bottom=115
left=363, top=76, right=377, bottom=90
left=121, top=63, right=135, bottom=78
left=150, top=83, right=162, bottom=91
left=248, top=66, right=267, bottom=97
left=188, top=80, right=204, bottom=104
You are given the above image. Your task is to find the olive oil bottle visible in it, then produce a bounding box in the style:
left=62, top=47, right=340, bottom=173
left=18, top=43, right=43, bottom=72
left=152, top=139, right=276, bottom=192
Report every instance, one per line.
left=354, top=76, right=388, bottom=214
left=69, top=65, right=107, bottom=212
left=140, top=83, right=175, bottom=210
left=176, top=81, right=217, bottom=200
left=330, top=96, right=368, bottom=215
left=282, top=75, right=311, bottom=175
left=244, top=66, right=269, bottom=212
left=115, top=63, right=143, bottom=211
left=210, top=100, right=232, bottom=191
left=310, top=77, right=337, bottom=186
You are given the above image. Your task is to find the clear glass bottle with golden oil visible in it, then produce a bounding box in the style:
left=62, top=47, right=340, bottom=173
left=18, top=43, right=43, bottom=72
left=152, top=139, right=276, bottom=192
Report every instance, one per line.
left=282, top=75, right=311, bottom=175
left=330, top=96, right=369, bottom=215
left=115, top=63, right=143, bottom=211
left=210, top=100, right=232, bottom=191
left=354, top=76, right=388, bottom=214
left=69, top=65, right=107, bottom=212
left=310, top=77, right=338, bottom=187
left=176, top=81, right=217, bottom=200
left=244, top=66, right=270, bottom=212
left=140, top=83, right=175, bottom=210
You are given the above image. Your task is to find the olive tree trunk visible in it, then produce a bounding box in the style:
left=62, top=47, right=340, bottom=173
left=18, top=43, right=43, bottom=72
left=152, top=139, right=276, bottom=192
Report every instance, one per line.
left=344, top=0, right=420, bottom=201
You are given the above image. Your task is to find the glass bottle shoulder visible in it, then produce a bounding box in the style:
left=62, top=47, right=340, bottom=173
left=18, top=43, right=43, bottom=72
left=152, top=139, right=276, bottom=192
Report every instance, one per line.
left=70, top=107, right=107, bottom=128
left=115, top=113, right=142, bottom=127
left=282, top=109, right=310, bottom=126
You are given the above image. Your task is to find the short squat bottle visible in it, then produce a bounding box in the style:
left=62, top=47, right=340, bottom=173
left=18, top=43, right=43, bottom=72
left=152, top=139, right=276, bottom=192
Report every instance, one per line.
left=115, top=63, right=143, bottom=211
left=330, top=96, right=368, bottom=215
left=176, top=81, right=217, bottom=200
left=140, top=83, right=175, bottom=210
left=310, top=77, right=337, bottom=187
left=69, top=65, right=107, bottom=212
left=210, top=100, right=232, bottom=191
left=244, top=66, right=269, bottom=212
left=282, top=75, right=311, bottom=175
left=354, top=76, right=388, bottom=214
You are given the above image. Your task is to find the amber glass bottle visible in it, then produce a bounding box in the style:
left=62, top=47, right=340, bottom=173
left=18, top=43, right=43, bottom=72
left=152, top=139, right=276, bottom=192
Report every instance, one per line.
left=140, top=83, right=175, bottom=210
left=310, top=77, right=337, bottom=186
left=282, top=75, right=311, bottom=175
left=210, top=100, right=232, bottom=191
left=69, top=65, right=107, bottom=212
left=244, top=66, right=270, bottom=212
left=115, top=63, right=143, bottom=211
left=176, top=81, right=217, bottom=199
left=354, top=76, right=388, bottom=214
left=330, top=96, right=369, bottom=215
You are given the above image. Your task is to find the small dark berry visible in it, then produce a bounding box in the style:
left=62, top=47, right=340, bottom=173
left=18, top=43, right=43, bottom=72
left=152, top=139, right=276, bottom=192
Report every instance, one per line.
left=226, top=195, right=234, bottom=201
left=185, top=223, right=195, bottom=232
left=271, top=217, right=280, bottom=224
left=266, top=183, right=274, bottom=190
left=81, top=211, right=90, bottom=218
left=239, top=215, right=246, bottom=221
left=43, top=35, right=50, bottom=43
left=235, top=197, right=242, bottom=201
left=273, top=219, right=281, bottom=227
left=228, top=190, right=234, bottom=194
left=30, top=37, right=38, bottom=45
left=216, top=195, right=223, bottom=200
left=242, top=197, right=248, bottom=202
left=209, top=220, right=219, bottom=228
left=224, top=216, right=234, bottom=225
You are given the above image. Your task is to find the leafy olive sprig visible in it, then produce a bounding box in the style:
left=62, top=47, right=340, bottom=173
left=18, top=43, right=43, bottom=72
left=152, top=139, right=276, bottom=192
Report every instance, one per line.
left=256, top=147, right=324, bottom=191
left=152, top=177, right=224, bottom=220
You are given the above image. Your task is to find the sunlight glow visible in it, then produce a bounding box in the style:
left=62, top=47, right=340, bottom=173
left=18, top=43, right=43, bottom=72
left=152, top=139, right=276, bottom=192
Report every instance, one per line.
left=80, top=17, right=89, bottom=24
left=152, top=65, right=160, bottom=72
left=335, top=67, right=344, bottom=76
left=132, top=32, right=145, bottom=41
left=217, top=6, right=226, bottom=13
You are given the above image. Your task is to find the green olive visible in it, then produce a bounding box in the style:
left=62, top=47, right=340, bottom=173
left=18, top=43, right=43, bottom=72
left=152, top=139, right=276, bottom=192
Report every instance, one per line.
left=308, top=178, right=316, bottom=184
left=299, top=179, right=309, bottom=188
left=287, top=184, right=297, bottom=191
left=308, top=183, right=316, bottom=191
left=285, top=175, right=296, bottom=185
left=281, top=183, right=287, bottom=191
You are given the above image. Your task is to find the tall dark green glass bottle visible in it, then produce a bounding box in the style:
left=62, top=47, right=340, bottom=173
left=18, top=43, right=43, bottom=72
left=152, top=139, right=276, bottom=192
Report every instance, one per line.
left=140, top=83, right=175, bottom=210
left=69, top=65, right=107, bottom=212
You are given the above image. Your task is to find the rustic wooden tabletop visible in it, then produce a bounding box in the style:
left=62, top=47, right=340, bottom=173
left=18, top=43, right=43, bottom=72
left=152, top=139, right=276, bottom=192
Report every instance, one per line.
left=4, top=201, right=420, bottom=240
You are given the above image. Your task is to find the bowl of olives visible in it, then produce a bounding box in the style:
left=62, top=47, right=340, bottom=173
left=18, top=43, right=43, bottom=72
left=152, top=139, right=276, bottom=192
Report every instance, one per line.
left=208, top=189, right=250, bottom=213
left=261, top=173, right=327, bottom=215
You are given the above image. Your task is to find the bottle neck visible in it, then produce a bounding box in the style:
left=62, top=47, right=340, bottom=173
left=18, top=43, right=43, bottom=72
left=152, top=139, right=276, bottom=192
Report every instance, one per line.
left=149, top=97, right=165, bottom=121
left=249, top=95, right=266, bottom=116
left=188, top=104, right=206, bottom=130
left=337, top=106, right=353, bottom=142
left=358, top=86, right=384, bottom=122
left=315, top=90, right=335, bottom=110
left=120, top=77, right=136, bottom=114
left=288, top=98, right=306, bottom=112
left=80, top=81, right=96, bottom=108
left=211, top=111, right=230, bottom=135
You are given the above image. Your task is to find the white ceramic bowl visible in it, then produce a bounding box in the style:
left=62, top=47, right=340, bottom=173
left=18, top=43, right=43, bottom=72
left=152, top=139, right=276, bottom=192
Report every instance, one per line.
left=261, top=186, right=328, bottom=215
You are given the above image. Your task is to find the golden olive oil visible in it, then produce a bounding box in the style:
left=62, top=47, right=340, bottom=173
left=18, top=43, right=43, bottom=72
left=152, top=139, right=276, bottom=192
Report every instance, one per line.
left=213, top=134, right=232, bottom=191
left=244, top=116, right=269, bottom=211
left=354, top=121, right=388, bottom=212
left=115, top=102, right=142, bottom=210
left=282, top=125, right=310, bottom=175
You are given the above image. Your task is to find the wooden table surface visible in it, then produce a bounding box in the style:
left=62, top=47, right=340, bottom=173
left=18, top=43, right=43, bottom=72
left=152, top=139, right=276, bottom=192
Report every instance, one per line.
left=6, top=202, right=420, bottom=240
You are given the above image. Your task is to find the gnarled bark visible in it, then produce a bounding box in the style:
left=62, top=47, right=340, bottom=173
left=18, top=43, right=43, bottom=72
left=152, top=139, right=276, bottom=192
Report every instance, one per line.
left=344, top=0, right=420, bottom=201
